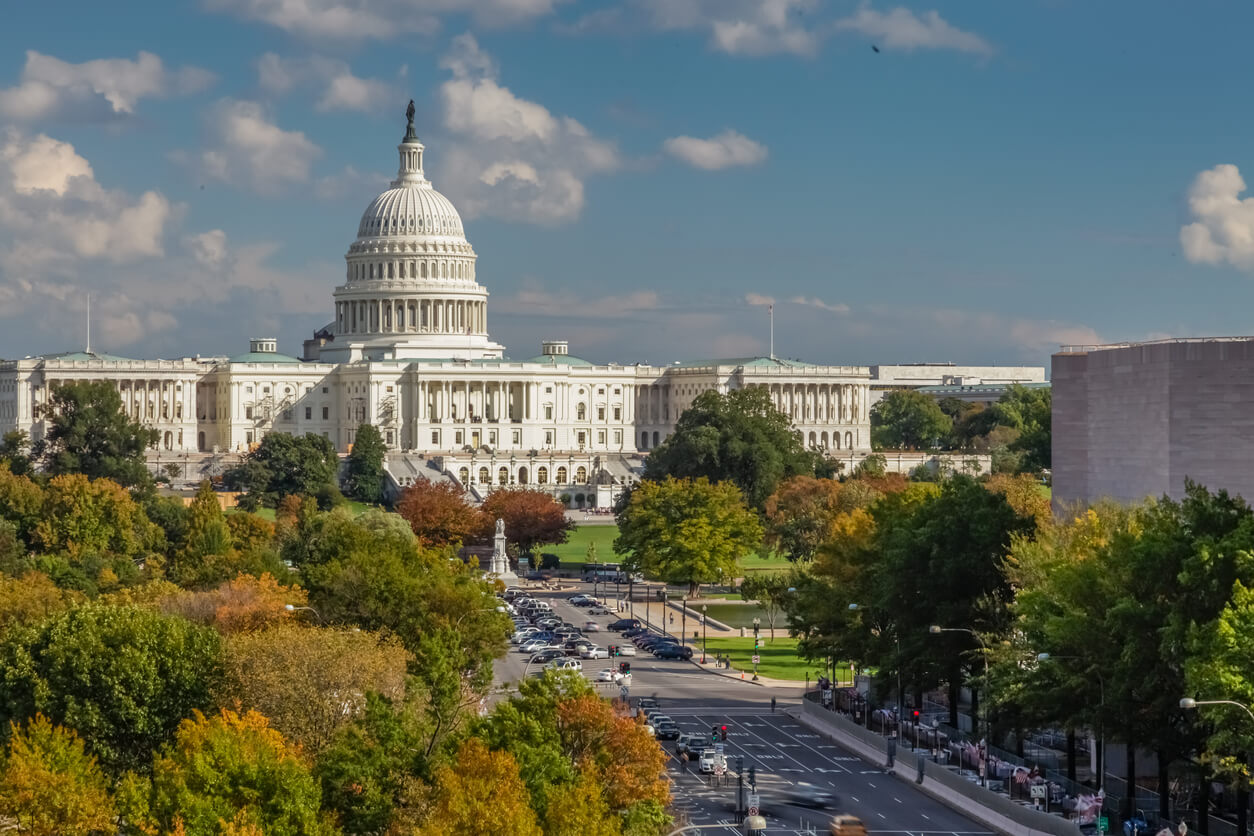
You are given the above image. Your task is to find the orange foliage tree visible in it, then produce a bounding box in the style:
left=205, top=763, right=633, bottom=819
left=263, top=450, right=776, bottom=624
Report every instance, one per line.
left=763, top=475, right=846, bottom=561
left=479, top=488, right=575, bottom=565
left=395, top=480, right=483, bottom=548
left=555, top=694, right=669, bottom=812
left=161, top=572, right=306, bottom=634
left=985, top=472, right=1052, bottom=529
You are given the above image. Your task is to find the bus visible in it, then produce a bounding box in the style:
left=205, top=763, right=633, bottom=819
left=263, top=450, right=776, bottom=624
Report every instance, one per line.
left=582, top=563, right=622, bottom=582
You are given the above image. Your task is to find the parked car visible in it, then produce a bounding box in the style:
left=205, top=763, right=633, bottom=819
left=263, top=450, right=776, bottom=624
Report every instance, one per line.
left=655, top=645, right=693, bottom=660
left=546, top=658, right=583, bottom=672
left=580, top=645, right=609, bottom=660
left=529, top=649, right=565, bottom=665
left=588, top=605, right=612, bottom=615
left=519, top=639, right=549, bottom=653
left=594, top=668, right=620, bottom=682
left=609, top=643, right=636, bottom=657
left=609, top=619, right=642, bottom=632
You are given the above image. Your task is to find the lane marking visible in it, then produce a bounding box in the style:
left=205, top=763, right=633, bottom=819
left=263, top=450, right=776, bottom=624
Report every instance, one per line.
left=868, top=782, right=877, bottom=788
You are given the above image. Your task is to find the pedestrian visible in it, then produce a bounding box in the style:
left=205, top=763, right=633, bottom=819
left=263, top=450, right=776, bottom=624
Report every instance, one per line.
left=771, top=696, right=776, bottom=713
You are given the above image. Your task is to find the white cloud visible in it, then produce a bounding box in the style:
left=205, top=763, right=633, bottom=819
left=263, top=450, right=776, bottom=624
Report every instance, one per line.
left=0, top=50, right=214, bottom=120
left=499, top=282, right=661, bottom=319
left=187, top=229, right=230, bottom=267
left=745, top=293, right=775, bottom=307
left=205, top=0, right=570, bottom=40
left=196, top=100, right=323, bottom=192
left=664, top=130, right=767, bottom=170
left=634, top=0, right=821, bottom=57
left=435, top=34, right=620, bottom=224
left=1180, top=164, right=1254, bottom=271
left=790, top=295, right=849, bottom=314
left=832, top=5, right=993, bottom=56
left=257, top=53, right=395, bottom=113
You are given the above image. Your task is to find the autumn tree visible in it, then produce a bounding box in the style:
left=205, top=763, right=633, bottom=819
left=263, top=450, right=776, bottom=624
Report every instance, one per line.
left=395, top=480, right=483, bottom=548
left=0, top=464, right=44, bottom=550
left=125, top=708, right=335, bottom=836
left=161, top=572, right=305, bottom=634
left=219, top=622, right=410, bottom=752
left=0, top=714, right=116, bottom=836
left=615, top=477, right=762, bottom=595
left=643, top=386, right=820, bottom=509
left=37, top=381, right=158, bottom=489
left=984, top=472, right=1052, bottom=529
left=343, top=423, right=387, bottom=505
left=0, top=571, right=82, bottom=636
left=0, top=604, right=224, bottom=773
left=479, top=487, right=574, bottom=564
left=763, top=475, right=846, bottom=562
left=34, top=473, right=160, bottom=561
left=414, top=738, right=541, bottom=836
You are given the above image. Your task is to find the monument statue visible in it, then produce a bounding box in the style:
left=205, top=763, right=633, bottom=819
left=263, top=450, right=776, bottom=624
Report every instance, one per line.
left=491, top=517, right=516, bottom=581
left=405, top=99, right=415, bottom=126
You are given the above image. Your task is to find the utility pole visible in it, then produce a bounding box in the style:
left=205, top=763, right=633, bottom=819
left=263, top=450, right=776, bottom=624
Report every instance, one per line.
left=736, top=755, right=745, bottom=824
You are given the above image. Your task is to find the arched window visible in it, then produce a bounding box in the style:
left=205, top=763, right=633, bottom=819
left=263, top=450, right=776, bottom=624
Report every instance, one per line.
left=834, top=433, right=842, bottom=450
left=537, top=466, right=548, bottom=484
left=421, top=262, right=428, bottom=278
left=517, top=466, right=528, bottom=485
left=652, top=431, right=659, bottom=448
left=442, top=261, right=448, bottom=279
left=576, top=403, right=586, bottom=421
left=388, top=263, right=394, bottom=278
left=556, top=466, right=568, bottom=484
left=399, top=262, right=406, bottom=279
left=498, top=467, right=509, bottom=485
left=458, top=467, right=470, bottom=485
left=808, top=431, right=817, bottom=447
left=821, top=431, right=829, bottom=448
left=575, top=466, right=587, bottom=483
left=845, top=431, right=853, bottom=449
left=478, top=466, right=490, bottom=484
left=640, top=431, right=649, bottom=450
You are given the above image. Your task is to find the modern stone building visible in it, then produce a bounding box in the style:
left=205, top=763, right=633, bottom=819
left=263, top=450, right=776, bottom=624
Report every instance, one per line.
left=1052, top=337, right=1254, bottom=509
left=869, top=363, right=1045, bottom=407
left=0, top=109, right=875, bottom=501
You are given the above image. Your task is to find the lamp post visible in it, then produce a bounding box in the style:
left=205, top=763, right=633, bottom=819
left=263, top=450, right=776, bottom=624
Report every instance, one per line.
left=702, top=605, right=708, bottom=664
left=682, top=596, right=687, bottom=647
left=753, top=618, right=761, bottom=681
left=284, top=604, right=323, bottom=623
left=1180, top=697, right=1254, bottom=836
left=1038, top=653, right=1105, bottom=790
left=930, top=625, right=990, bottom=787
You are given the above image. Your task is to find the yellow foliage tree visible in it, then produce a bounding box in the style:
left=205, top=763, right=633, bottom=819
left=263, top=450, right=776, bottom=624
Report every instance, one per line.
left=414, top=738, right=541, bottom=836
left=34, top=473, right=158, bottom=559
left=162, top=572, right=306, bottom=634
left=0, top=570, right=82, bottom=635
left=0, top=714, right=116, bottom=836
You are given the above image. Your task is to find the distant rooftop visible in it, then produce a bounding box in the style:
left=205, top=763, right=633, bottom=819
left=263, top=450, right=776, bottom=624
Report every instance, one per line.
left=1057, top=337, right=1254, bottom=354
left=39, top=350, right=138, bottom=363
left=916, top=381, right=1051, bottom=395
left=670, top=356, right=815, bottom=369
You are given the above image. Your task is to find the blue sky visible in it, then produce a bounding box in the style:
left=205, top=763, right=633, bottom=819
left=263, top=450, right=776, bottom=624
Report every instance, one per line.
left=2, top=1, right=1253, bottom=370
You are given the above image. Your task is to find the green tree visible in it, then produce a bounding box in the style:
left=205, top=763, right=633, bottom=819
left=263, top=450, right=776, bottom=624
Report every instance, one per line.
left=739, top=573, right=793, bottom=642
left=224, top=433, right=341, bottom=510
left=642, top=387, right=819, bottom=509
left=343, top=424, right=386, bottom=505
left=993, top=385, right=1052, bottom=473
left=37, top=381, right=158, bottom=488
left=763, top=475, right=845, bottom=562
left=0, top=714, right=116, bottom=836
left=0, top=430, right=33, bottom=477
left=615, top=477, right=763, bottom=595
left=869, top=390, right=952, bottom=451
left=173, top=481, right=233, bottom=583
left=127, top=708, right=336, bottom=836
left=0, top=604, right=224, bottom=774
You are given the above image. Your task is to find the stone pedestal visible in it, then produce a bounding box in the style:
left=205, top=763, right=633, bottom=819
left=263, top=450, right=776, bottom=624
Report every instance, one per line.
left=490, top=518, right=517, bottom=582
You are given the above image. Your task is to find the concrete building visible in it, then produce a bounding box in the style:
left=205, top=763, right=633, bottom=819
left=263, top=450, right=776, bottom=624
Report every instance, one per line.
left=869, top=363, right=1046, bottom=407
left=1052, top=337, right=1254, bottom=509
left=914, top=381, right=1051, bottom=407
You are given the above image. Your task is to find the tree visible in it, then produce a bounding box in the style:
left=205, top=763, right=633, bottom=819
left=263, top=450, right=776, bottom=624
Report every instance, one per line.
left=172, top=481, right=233, bottom=585
left=479, top=488, right=574, bottom=564
left=0, top=464, right=45, bottom=549
left=763, top=475, right=845, bottom=562
left=344, top=424, right=386, bottom=505
left=126, top=708, right=335, bottom=836
left=0, top=571, right=82, bottom=636
left=160, top=572, right=305, bottom=634
left=395, top=480, right=483, bottom=548
left=38, top=381, right=158, bottom=488
left=643, top=387, right=819, bottom=509
left=615, top=477, right=762, bottom=595
left=414, top=738, right=541, bottom=836
left=541, top=770, right=622, bottom=836
left=34, top=473, right=160, bottom=562
left=0, top=714, right=116, bottom=836
left=0, top=430, right=33, bottom=477
left=739, top=573, right=793, bottom=643
left=224, top=433, right=340, bottom=510
left=0, top=604, right=224, bottom=774
left=219, top=623, right=410, bottom=753
left=869, top=390, right=952, bottom=451
left=993, top=385, right=1052, bottom=473
left=984, top=473, right=1052, bottom=529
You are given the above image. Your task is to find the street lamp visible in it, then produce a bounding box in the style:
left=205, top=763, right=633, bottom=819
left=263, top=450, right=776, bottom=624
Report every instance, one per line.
left=930, top=625, right=990, bottom=787
left=1180, top=697, right=1254, bottom=836
left=752, top=618, right=761, bottom=681
left=702, top=604, right=708, bottom=664
left=1038, top=653, right=1105, bottom=790
left=285, top=604, right=323, bottom=623
left=456, top=605, right=506, bottom=627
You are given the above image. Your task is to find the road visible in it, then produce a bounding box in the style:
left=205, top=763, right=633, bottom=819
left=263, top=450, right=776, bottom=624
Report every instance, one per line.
left=494, top=581, right=993, bottom=836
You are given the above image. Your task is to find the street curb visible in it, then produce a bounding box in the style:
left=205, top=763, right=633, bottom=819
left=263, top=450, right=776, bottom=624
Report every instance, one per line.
left=687, top=660, right=806, bottom=690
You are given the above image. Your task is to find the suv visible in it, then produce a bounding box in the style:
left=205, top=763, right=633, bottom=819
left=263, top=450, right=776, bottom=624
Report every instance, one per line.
left=675, top=733, right=704, bottom=758
left=655, top=644, right=694, bottom=660
left=608, top=618, right=642, bottom=632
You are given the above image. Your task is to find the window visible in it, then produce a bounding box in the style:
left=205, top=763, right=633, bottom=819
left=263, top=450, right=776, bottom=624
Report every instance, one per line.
left=455, top=430, right=464, bottom=445
left=512, top=429, right=521, bottom=444
left=386, top=431, right=394, bottom=445
left=576, top=404, right=586, bottom=421
left=386, top=386, right=394, bottom=393
left=545, top=386, right=553, bottom=394
left=458, top=466, right=469, bottom=484
left=322, top=406, right=329, bottom=420
left=556, top=466, right=568, bottom=484
left=613, top=406, right=621, bottom=421
left=537, top=467, right=548, bottom=484
left=598, top=430, right=606, bottom=445
left=489, top=431, right=497, bottom=446
left=478, top=466, right=490, bottom=484
left=498, top=467, right=508, bottom=485
left=575, top=466, right=588, bottom=483
left=322, top=387, right=329, bottom=394
left=245, top=405, right=254, bottom=420
left=432, top=430, right=441, bottom=445
left=246, top=386, right=253, bottom=394
left=282, top=409, right=292, bottom=420
left=577, top=431, right=586, bottom=447
left=545, top=405, right=553, bottom=420
left=305, top=406, right=312, bottom=420
left=545, top=430, right=554, bottom=446
left=613, top=387, right=620, bottom=395
left=614, top=429, right=622, bottom=444
left=597, top=406, right=605, bottom=421
left=246, top=431, right=254, bottom=444
left=263, top=386, right=271, bottom=394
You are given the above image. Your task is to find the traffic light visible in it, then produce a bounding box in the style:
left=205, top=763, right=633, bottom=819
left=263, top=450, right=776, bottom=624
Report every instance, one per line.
left=720, top=725, right=728, bottom=742
left=711, top=725, right=719, bottom=743
left=748, top=765, right=756, bottom=788
left=912, top=709, right=920, bottom=721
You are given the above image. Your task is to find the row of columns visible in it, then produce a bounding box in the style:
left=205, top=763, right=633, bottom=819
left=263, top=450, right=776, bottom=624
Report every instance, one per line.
left=349, top=257, right=473, bottom=283
left=632, top=382, right=869, bottom=426
left=335, top=297, right=486, bottom=336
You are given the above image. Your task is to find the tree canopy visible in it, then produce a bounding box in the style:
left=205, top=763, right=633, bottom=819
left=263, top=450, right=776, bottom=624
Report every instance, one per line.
left=479, top=488, right=574, bottom=563
left=37, top=381, right=159, bottom=489
left=224, top=432, right=341, bottom=510
left=0, top=714, right=116, bottom=836
left=343, top=424, right=387, bottom=505
left=642, top=387, right=819, bottom=509
left=870, top=390, right=952, bottom=451
left=615, top=476, right=762, bottom=595
left=396, top=479, right=483, bottom=548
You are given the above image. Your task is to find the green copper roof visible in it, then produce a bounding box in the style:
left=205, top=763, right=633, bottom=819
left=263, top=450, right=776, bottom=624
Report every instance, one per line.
left=40, top=350, right=138, bottom=363
left=670, top=356, right=814, bottom=369
left=524, top=353, right=594, bottom=367
left=229, top=351, right=304, bottom=364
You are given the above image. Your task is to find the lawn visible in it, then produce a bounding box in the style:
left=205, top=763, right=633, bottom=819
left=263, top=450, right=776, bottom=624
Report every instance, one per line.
left=549, top=523, right=792, bottom=579
left=227, top=499, right=375, bottom=523
left=697, top=636, right=853, bottom=683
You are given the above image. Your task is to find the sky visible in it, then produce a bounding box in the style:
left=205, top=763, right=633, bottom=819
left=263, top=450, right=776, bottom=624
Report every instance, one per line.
left=2, top=1, right=1254, bottom=371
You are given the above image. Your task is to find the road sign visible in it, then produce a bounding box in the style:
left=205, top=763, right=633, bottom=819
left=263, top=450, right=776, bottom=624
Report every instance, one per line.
left=752, top=654, right=761, bottom=665
left=715, top=742, right=724, bottom=755
left=619, top=685, right=629, bottom=699
left=747, top=793, right=760, bottom=816
left=1098, top=817, right=1109, bottom=834
left=1030, top=784, right=1047, bottom=800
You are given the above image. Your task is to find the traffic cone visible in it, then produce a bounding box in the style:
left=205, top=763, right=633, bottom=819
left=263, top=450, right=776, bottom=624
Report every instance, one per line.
left=740, top=671, right=744, bottom=679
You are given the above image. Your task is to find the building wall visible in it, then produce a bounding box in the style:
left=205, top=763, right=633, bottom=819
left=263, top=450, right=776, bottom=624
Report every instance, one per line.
left=869, top=363, right=1046, bottom=406
left=1052, top=339, right=1254, bottom=511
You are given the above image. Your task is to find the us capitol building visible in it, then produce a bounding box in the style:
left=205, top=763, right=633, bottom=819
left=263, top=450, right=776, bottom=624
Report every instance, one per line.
left=0, top=109, right=873, bottom=500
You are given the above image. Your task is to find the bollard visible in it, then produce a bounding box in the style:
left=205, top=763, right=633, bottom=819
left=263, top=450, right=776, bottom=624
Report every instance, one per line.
left=771, top=697, right=776, bottom=713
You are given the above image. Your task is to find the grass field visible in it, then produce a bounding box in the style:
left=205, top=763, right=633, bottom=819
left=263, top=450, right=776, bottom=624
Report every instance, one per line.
left=700, top=602, right=767, bottom=629
left=697, top=636, right=852, bottom=682
left=228, top=499, right=375, bottom=523
left=550, top=523, right=793, bottom=578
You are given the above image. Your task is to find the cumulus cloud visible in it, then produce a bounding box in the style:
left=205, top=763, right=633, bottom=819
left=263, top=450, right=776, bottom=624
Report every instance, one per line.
left=195, top=100, right=323, bottom=192
left=745, top=293, right=775, bottom=307
left=205, top=0, right=571, bottom=40
left=434, top=34, right=620, bottom=224
left=187, top=229, right=230, bottom=267
left=664, top=130, right=767, bottom=170
left=1180, top=164, right=1254, bottom=271
left=257, top=53, right=395, bottom=113
left=832, top=5, right=994, bottom=56
left=790, top=295, right=849, bottom=314
left=0, top=50, right=214, bottom=120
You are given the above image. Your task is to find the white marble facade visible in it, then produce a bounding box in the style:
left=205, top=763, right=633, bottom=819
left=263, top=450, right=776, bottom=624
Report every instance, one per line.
left=0, top=112, right=872, bottom=493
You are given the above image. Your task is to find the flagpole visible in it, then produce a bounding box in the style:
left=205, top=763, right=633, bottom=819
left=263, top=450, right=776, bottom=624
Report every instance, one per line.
left=769, top=303, right=774, bottom=360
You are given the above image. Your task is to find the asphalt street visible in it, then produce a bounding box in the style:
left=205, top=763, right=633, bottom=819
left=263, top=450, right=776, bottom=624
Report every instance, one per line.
left=493, top=582, right=993, bottom=836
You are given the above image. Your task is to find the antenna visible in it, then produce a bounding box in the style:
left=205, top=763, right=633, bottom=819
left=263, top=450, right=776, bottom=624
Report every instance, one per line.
left=85, top=293, right=91, bottom=354
left=769, top=303, right=774, bottom=360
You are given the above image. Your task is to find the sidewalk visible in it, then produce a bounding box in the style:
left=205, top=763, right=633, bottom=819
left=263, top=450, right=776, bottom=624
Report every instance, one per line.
left=695, top=661, right=805, bottom=690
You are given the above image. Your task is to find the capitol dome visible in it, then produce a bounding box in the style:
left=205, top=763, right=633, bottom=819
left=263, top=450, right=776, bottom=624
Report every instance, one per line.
left=323, top=104, right=503, bottom=363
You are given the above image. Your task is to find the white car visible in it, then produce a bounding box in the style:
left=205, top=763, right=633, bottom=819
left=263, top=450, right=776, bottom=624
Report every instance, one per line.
left=519, top=638, right=551, bottom=653
left=511, top=630, right=538, bottom=644
left=613, top=643, right=637, bottom=657
left=547, top=658, right=583, bottom=672
left=580, top=645, right=609, bottom=660
left=698, top=749, right=717, bottom=773
left=595, top=668, right=619, bottom=682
